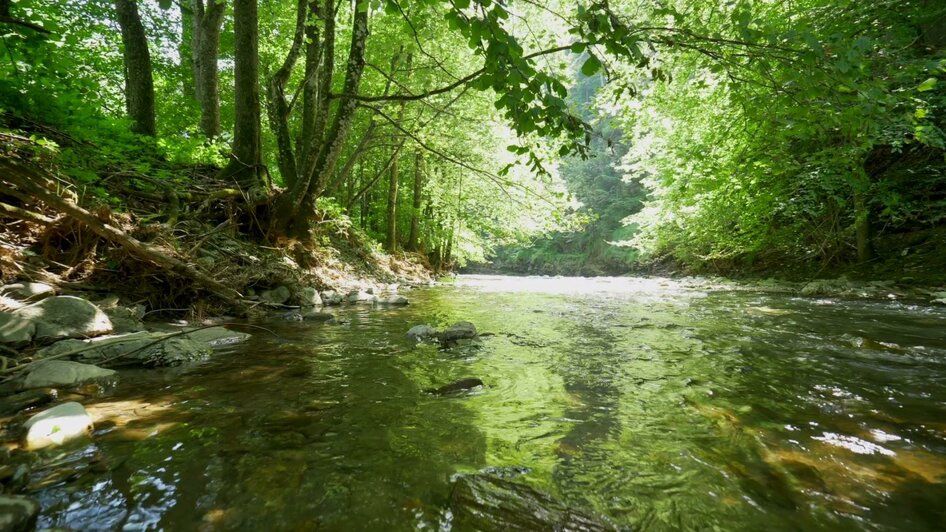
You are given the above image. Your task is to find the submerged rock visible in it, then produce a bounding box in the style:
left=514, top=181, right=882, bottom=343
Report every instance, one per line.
left=0, top=312, right=35, bottom=347
left=180, top=326, right=251, bottom=347
left=426, top=378, right=484, bottom=396
left=282, top=311, right=305, bottom=322
left=14, top=296, right=112, bottom=342
left=406, top=324, right=438, bottom=341
left=441, top=321, right=477, bottom=342
left=376, top=295, right=409, bottom=306
left=21, top=360, right=117, bottom=390
left=0, top=282, right=56, bottom=302
left=301, top=309, right=335, bottom=321
left=37, top=332, right=213, bottom=368
left=0, top=495, right=40, bottom=532
left=0, top=388, right=58, bottom=416
left=22, top=401, right=93, bottom=450
left=448, top=474, right=616, bottom=531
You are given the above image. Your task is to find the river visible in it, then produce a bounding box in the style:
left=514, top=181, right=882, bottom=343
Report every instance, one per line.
left=30, top=275, right=946, bottom=530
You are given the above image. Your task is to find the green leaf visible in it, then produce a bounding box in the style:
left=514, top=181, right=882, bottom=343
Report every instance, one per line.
left=918, top=78, right=937, bottom=92
left=570, top=42, right=587, bottom=53
left=455, top=0, right=471, bottom=8
left=581, top=55, right=601, bottom=77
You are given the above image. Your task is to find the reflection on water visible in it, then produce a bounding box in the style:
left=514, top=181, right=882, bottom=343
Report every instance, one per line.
left=28, top=275, right=946, bottom=530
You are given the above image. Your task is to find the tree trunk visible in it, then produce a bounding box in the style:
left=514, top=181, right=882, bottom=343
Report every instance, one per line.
left=179, top=3, right=194, bottom=99
left=114, top=0, right=156, bottom=136
left=221, top=0, right=265, bottom=189
left=853, top=166, right=873, bottom=264
left=297, top=0, right=333, bottom=175
left=192, top=0, right=226, bottom=139
left=853, top=190, right=873, bottom=264
left=406, top=149, right=424, bottom=250
left=266, top=0, right=306, bottom=187
left=278, top=0, right=369, bottom=238
left=385, top=152, right=399, bottom=251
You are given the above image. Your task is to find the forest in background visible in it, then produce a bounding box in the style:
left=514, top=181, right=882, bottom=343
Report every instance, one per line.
left=0, top=0, right=944, bottom=287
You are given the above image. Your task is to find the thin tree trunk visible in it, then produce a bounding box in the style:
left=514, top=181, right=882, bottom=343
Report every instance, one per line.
left=114, top=0, right=156, bottom=136
left=406, top=148, right=424, bottom=250
left=297, top=0, right=332, bottom=174
left=192, top=0, right=226, bottom=139
left=221, top=0, right=264, bottom=188
left=385, top=152, right=399, bottom=251
left=279, top=0, right=369, bottom=237
left=852, top=165, right=873, bottom=264
left=266, top=0, right=306, bottom=187
left=179, top=3, right=195, bottom=99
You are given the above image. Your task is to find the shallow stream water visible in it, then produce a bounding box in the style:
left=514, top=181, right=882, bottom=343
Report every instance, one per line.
left=29, top=275, right=946, bottom=530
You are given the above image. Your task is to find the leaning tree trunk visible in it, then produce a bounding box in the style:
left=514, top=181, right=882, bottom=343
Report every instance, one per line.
left=221, top=0, right=265, bottom=189
left=406, top=149, right=424, bottom=251
left=191, top=0, right=226, bottom=139
left=114, top=0, right=156, bottom=136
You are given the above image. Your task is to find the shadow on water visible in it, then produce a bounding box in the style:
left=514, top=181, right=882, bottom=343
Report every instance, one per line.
left=32, top=306, right=488, bottom=530
left=22, top=276, right=946, bottom=530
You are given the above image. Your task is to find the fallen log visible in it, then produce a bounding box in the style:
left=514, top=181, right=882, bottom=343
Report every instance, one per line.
left=0, top=158, right=248, bottom=312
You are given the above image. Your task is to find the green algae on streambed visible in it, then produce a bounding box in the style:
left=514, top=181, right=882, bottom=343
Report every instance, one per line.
left=23, top=275, right=946, bottom=530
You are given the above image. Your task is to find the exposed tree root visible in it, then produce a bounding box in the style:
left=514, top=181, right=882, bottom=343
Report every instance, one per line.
left=0, top=158, right=249, bottom=313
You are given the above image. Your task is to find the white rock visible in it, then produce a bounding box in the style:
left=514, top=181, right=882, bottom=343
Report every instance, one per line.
left=23, top=402, right=93, bottom=450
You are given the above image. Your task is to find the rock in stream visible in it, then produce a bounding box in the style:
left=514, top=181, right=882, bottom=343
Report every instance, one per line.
left=448, top=474, right=616, bottom=531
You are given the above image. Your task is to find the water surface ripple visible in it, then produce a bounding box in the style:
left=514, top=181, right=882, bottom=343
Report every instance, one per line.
left=32, top=275, right=946, bottom=530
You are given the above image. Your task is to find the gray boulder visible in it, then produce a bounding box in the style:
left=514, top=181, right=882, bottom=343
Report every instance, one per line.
left=282, top=311, right=304, bottom=322
left=37, top=331, right=213, bottom=368
left=297, top=287, right=323, bottom=307
left=301, top=308, right=335, bottom=321
left=406, top=324, right=438, bottom=341
left=259, top=285, right=291, bottom=305
left=376, top=295, right=409, bottom=306
left=14, top=296, right=112, bottom=342
left=103, top=305, right=145, bottom=334
left=22, top=360, right=117, bottom=390
left=180, top=326, right=251, bottom=347
left=347, top=291, right=378, bottom=304
left=0, top=313, right=35, bottom=347
left=22, top=401, right=93, bottom=450
left=0, top=282, right=55, bottom=302
left=441, top=321, right=477, bottom=342
left=320, top=290, right=344, bottom=305
left=0, top=495, right=40, bottom=531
